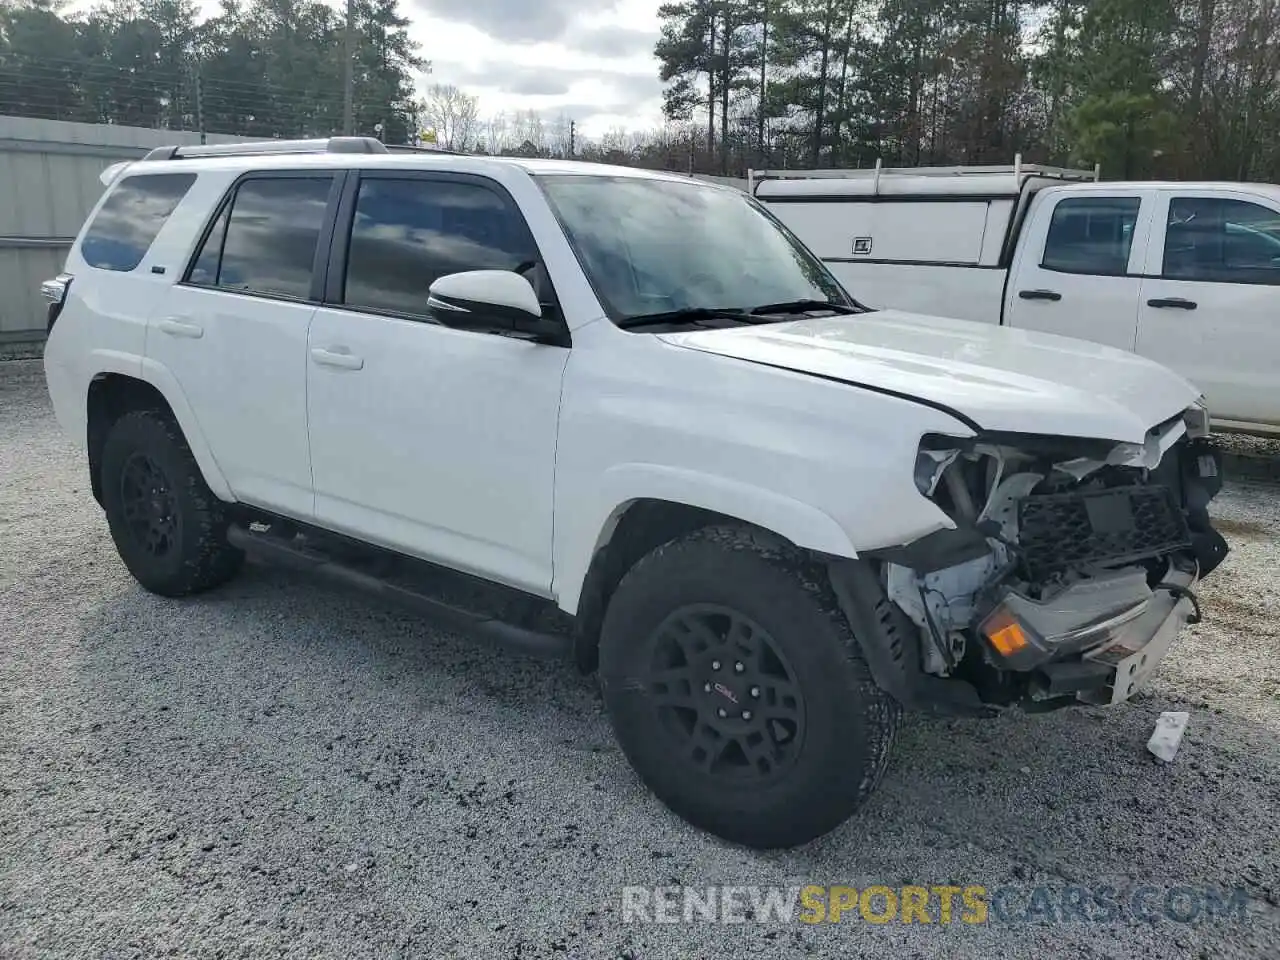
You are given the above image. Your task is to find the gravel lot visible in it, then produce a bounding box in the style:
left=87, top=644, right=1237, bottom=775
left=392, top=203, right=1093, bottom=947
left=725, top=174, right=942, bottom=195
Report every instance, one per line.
left=2, top=358, right=1278, bottom=960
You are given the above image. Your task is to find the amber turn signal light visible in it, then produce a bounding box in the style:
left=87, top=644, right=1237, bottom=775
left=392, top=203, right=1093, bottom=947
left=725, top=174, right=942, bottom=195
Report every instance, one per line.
left=982, top=607, right=1031, bottom=656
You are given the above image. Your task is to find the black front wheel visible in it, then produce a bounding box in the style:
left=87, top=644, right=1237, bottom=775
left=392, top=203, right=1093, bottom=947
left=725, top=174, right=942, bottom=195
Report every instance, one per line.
left=100, top=409, right=243, bottom=597
left=599, top=525, right=899, bottom=849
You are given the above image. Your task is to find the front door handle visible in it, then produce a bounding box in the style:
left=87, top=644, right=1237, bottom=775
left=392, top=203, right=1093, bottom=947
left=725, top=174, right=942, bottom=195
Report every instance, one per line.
left=156, top=317, right=204, bottom=338
left=1018, top=289, right=1062, bottom=302
left=1147, top=297, right=1198, bottom=310
left=310, top=346, right=364, bottom=371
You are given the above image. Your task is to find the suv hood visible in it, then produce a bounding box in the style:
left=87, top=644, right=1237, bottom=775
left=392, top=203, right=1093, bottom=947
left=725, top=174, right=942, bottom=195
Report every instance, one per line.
left=658, top=310, right=1201, bottom=443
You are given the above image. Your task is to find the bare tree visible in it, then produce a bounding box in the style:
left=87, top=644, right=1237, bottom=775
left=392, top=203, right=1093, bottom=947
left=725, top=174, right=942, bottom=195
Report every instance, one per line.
left=514, top=109, right=547, bottom=154
left=483, top=110, right=511, bottom=154
left=549, top=112, right=574, bottom=158
left=416, top=83, right=480, bottom=151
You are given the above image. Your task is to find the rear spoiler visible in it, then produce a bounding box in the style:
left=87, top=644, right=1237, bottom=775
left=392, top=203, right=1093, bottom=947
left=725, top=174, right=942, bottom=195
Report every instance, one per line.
left=100, top=160, right=133, bottom=187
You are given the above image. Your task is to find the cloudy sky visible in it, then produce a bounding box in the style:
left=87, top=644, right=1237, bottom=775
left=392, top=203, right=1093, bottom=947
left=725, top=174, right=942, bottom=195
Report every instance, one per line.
left=160, top=0, right=666, bottom=137
left=410, top=0, right=666, bottom=136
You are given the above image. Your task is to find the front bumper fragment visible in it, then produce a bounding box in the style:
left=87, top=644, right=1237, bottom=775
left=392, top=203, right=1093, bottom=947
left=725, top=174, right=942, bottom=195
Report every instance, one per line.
left=1075, top=567, right=1198, bottom=705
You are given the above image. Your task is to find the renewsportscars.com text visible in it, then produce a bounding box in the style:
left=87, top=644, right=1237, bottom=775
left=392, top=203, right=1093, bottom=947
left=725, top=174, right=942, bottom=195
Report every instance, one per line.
left=621, top=884, right=1251, bottom=925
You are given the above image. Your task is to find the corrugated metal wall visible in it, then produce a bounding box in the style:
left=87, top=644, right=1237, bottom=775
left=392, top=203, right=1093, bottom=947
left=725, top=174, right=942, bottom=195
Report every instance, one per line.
left=0, top=117, right=252, bottom=346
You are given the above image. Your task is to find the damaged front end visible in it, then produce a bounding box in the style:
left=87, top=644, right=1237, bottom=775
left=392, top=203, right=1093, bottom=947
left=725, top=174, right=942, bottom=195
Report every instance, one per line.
left=831, top=404, right=1229, bottom=714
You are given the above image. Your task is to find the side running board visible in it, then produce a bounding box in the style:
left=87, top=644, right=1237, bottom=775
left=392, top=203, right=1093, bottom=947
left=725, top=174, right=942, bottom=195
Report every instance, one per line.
left=226, top=524, right=574, bottom=661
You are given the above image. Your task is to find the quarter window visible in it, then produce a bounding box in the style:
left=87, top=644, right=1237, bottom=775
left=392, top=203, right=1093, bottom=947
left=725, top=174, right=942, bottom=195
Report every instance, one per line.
left=1041, top=197, right=1140, bottom=276
left=187, top=203, right=228, bottom=287
left=1163, top=197, right=1280, bottom=284
left=80, top=173, right=196, bottom=272
left=342, top=178, right=540, bottom=317
left=187, top=176, right=333, bottom=299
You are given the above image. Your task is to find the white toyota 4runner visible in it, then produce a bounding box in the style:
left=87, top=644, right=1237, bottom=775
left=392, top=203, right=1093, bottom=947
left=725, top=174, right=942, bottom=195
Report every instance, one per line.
left=42, top=137, right=1229, bottom=849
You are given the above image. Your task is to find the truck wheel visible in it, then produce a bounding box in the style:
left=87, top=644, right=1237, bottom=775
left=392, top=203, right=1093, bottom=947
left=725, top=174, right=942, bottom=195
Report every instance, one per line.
left=100, top=409, right=243, bottom=597
left=598, top=525, right=899, bottom=849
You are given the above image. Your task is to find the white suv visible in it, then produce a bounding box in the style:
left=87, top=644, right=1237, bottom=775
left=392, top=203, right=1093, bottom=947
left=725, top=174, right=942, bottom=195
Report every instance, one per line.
left=43, top=137, right=1229, bottom=849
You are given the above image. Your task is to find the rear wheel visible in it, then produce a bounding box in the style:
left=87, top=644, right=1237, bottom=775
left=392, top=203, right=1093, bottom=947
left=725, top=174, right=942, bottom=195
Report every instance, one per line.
left=598, top=525, right=899, bottom=849
left=100, top=409, right=243, bottom=596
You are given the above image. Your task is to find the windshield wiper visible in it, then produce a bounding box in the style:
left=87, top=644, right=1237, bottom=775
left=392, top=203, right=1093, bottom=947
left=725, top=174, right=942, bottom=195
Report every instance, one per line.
left=616, top=306, right=754, bottom=329
left=748, top=298, right=863, bottom=316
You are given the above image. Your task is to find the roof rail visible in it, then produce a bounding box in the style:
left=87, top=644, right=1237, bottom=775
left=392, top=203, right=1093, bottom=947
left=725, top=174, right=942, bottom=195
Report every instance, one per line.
left=140, top=136, right=389, bottom=162
left=382, top=142, right=463, bottom=156
left=747, top=153, right=1101, bottom=195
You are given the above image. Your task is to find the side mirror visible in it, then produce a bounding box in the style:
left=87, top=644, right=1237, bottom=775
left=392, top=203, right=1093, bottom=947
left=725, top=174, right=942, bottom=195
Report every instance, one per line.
left=427, top=270, right=542, bottom=328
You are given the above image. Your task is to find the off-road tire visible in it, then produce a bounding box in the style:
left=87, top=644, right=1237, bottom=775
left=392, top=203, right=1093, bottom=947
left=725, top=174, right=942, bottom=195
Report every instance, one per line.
left=100, top=409, right=243, bottom=597
left=598, top=525, right=900, bottom=849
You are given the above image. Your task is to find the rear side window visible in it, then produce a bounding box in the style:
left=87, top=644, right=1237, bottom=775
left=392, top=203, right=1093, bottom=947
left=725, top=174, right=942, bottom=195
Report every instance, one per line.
left=186, top=176, right=334, bottom=300
left=1041, top=197, right=1140, bottom=276
left=1163, top=196, right=1280, bottom=284
left=80, top=173, right=196, bottom=272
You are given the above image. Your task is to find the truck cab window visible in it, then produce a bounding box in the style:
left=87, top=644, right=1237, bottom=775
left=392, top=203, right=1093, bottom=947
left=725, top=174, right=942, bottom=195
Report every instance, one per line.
left=1163, top=197, right=1280, bottom=284
left=1041, top=197, right=1141, bottom=276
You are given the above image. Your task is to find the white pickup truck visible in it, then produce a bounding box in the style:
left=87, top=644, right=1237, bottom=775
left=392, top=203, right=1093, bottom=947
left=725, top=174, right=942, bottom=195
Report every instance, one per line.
left=752, top=159, right=1280, bottom=435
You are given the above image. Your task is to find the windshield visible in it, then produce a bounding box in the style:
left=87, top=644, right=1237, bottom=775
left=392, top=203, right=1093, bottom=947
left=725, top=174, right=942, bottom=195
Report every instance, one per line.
left=537, top=174, right=851, bottom=323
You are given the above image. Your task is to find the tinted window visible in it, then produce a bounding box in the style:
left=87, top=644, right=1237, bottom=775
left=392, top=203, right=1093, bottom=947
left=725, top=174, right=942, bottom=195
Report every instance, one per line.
left=80, top=173, right=196, bottom=271
left=1042, top=197, right=1140, bottom=275
left=189, top=177, right=333, bottom=299
left=187, top=202, right=228, bottom=286
left=343, top=178, right=538, bottom=317
left=1163, top=197, right=1280, bottom=284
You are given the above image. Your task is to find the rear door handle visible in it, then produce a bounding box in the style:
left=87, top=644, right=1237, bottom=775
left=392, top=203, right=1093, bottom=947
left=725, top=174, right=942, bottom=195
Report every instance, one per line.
left=1018, top=289, right=1062, bottom=301
left=310, top=346, right=364, bottom=371
left=1147, top=297, right=1198, bottom=310
left=156, top=317, right=204, bottom=338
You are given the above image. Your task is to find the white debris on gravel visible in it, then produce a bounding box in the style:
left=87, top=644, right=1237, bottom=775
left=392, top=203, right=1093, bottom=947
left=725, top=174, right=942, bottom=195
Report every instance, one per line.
left=1147, top=712, right=1191, bottom=763
left=2, top=358, right=1279, bottom=960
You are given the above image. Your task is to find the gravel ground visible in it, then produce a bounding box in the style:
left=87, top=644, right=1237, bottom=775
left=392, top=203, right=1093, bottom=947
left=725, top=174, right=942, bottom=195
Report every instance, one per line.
left=2, top=358, right=1278, bottom=960
left=1215, top=433, right=1280, bottom=459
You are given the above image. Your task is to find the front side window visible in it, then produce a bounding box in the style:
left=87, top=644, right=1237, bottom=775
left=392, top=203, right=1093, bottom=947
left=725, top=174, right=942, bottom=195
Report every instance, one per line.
left=1041, top=197, right=1141, bottom=276
left=343, top=178, right=540, bottom=317
left=1163, top=196, right=1280, bottom=284
left=187, top=176, right=333, bottom=300
left=536, top=175, right=848, bottom=323
left=80, top=173, right=196, bottom=272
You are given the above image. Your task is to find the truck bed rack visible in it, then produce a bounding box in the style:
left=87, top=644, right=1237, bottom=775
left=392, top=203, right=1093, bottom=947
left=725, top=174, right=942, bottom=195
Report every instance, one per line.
left=748, top=153, right=1100, bottom=197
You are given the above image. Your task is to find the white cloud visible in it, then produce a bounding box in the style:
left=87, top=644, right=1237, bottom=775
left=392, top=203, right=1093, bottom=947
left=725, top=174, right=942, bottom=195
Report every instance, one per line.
left=412, top=0, right=665, bottom=135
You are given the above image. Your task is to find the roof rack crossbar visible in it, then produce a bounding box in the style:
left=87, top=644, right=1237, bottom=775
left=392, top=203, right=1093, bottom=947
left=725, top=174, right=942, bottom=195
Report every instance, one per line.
left=141, top=136, right=388, bottom=162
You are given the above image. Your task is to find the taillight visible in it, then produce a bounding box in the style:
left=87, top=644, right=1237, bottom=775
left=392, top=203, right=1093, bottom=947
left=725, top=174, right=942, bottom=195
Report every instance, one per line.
left=41, top=273, right=73, bottom=332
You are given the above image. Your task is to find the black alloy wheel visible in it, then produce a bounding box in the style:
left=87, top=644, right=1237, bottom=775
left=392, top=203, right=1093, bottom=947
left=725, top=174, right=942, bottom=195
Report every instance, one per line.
left=644, top=604, right=806, bottom=783
left=118, top=451, right=181, bottom=559
left=598, top=525, right=900, bottom=849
